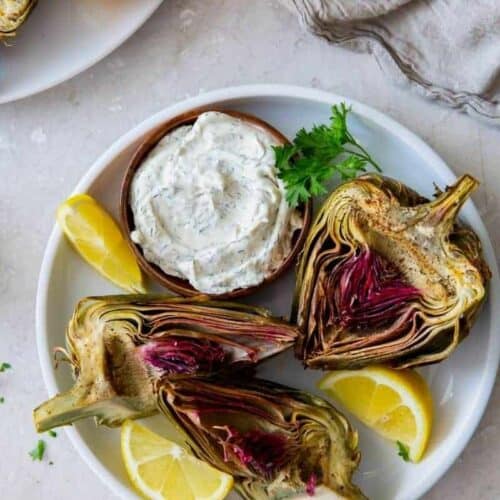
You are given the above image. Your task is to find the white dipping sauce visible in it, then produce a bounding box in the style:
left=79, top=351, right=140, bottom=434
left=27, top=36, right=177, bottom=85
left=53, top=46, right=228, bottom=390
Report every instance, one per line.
left=130, top=111, right=302, bottom=294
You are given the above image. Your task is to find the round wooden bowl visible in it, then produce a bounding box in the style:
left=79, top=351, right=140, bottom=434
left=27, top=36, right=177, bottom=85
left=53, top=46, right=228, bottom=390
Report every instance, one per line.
left=120, top=107, right=312, bottom=299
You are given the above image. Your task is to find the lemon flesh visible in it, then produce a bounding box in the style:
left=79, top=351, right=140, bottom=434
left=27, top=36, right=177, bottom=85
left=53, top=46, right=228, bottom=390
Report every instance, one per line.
left=121, top=420, right=233, bottom=500
left=57, top=194, right=145, bottom=293
left=318, top=365, right=433, bottom=462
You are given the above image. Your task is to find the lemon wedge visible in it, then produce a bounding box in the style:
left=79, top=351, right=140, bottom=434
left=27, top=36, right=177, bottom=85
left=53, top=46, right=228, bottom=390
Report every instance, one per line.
left=121, top=420, right=233, bottom=500
left=57, top=194, right=145, bottom=293
left=318, top=366, right=433, bottom=462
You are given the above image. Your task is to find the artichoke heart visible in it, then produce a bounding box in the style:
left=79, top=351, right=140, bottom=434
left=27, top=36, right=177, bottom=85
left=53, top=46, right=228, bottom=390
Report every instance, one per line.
left=160, top=378, right=365, bottom=500
left=293, top=174, right=490, bottom=369
left=0, top=0, right=37, bottom=39
left=33, top=295, right=298, bottom=432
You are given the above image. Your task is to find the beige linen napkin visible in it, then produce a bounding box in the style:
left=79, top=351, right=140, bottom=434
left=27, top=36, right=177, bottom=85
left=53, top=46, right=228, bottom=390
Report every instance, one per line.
left=281, top=0, right=500, bottom=124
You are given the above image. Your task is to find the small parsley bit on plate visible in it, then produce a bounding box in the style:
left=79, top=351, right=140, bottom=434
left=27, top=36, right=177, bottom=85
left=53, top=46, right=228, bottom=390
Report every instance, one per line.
left=397, top=441, right=411, bottom=462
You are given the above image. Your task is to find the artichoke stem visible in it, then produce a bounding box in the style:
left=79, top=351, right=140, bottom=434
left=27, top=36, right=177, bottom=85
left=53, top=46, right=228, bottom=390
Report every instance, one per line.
left=33, top=390, right=106, bottom=432
left=426, top=174, right=478, bottom=228
left=33, top=390, right=143, bottom=433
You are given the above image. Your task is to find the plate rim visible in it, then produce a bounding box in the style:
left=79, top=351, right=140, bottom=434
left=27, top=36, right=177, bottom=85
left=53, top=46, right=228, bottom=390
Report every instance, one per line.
left=36, top=83, right=500, bottom=500
left=0, top=1, right=163, bottom=105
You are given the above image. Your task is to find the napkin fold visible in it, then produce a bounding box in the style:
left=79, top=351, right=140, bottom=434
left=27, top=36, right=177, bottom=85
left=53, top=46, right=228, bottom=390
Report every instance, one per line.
left=281, top=0, right=500, bottom=124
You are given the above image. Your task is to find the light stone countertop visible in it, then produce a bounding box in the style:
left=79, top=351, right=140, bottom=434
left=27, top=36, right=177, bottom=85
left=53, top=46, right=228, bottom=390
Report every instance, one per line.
left=1, top=1, right=499, bottom=499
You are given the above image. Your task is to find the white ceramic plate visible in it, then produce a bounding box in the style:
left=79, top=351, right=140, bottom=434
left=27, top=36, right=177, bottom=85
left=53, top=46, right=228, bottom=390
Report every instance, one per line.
left=36, top=85, right=500, bottom=500
left=0, top=0, right=163, bottom=104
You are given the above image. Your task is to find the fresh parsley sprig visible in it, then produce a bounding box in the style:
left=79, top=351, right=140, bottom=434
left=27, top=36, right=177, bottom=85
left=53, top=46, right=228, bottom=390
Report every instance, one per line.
left=274, top=103, right=381, bottom=206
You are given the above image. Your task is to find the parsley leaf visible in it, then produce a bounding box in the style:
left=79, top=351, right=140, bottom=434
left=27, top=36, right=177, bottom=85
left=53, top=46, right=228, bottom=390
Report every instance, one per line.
left=330, top=102, right=350, bottom=144
left=397, top=441, right=411, bottom=462
left=0, top=362, right=11, bottom=372
left=29, top=440, right=46, bottom=461
left=0, top=397, right=4, bottom=404
left=274, top=103, right=381, bottom=206
left=48, top=430, right=57, bottom=438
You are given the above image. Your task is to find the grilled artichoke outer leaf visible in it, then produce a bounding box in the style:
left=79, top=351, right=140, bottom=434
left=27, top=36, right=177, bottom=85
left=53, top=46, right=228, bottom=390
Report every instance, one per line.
left=0, top=0, right=37, bottom=38
left=159, top=378, right=365, bottom=500
left=33, top=295, right=298, bottom=432
left=293, top=174, right=490, bottom=369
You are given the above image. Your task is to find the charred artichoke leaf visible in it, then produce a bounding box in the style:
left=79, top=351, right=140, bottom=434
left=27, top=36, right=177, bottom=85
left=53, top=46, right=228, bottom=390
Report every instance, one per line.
left=33, top=295, right=297, bottom=432
left=159, top=378, right=365, bottom=500
left=0, top=0, right=37, bottom=39
left=293, top=174, right=490, bottom=369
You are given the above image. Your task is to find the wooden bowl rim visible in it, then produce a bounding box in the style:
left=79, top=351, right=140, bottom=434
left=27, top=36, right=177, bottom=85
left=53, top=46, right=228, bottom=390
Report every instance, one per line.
left=120, top=106, right=312, bottom=299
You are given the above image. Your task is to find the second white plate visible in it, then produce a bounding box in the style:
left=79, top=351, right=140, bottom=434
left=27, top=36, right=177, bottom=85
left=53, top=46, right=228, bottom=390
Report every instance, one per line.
left=0, top=0, right=163, bottom=104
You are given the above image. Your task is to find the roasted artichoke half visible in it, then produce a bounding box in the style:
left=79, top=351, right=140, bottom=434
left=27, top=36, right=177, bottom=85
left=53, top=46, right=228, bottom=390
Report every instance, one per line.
left=293, top=174, right=490, bottom=369
left=0, top=0, right=37, bottom=39
left=33, top=295, right=298, bottom=432
left=160, top=378, right=365, bottom=500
